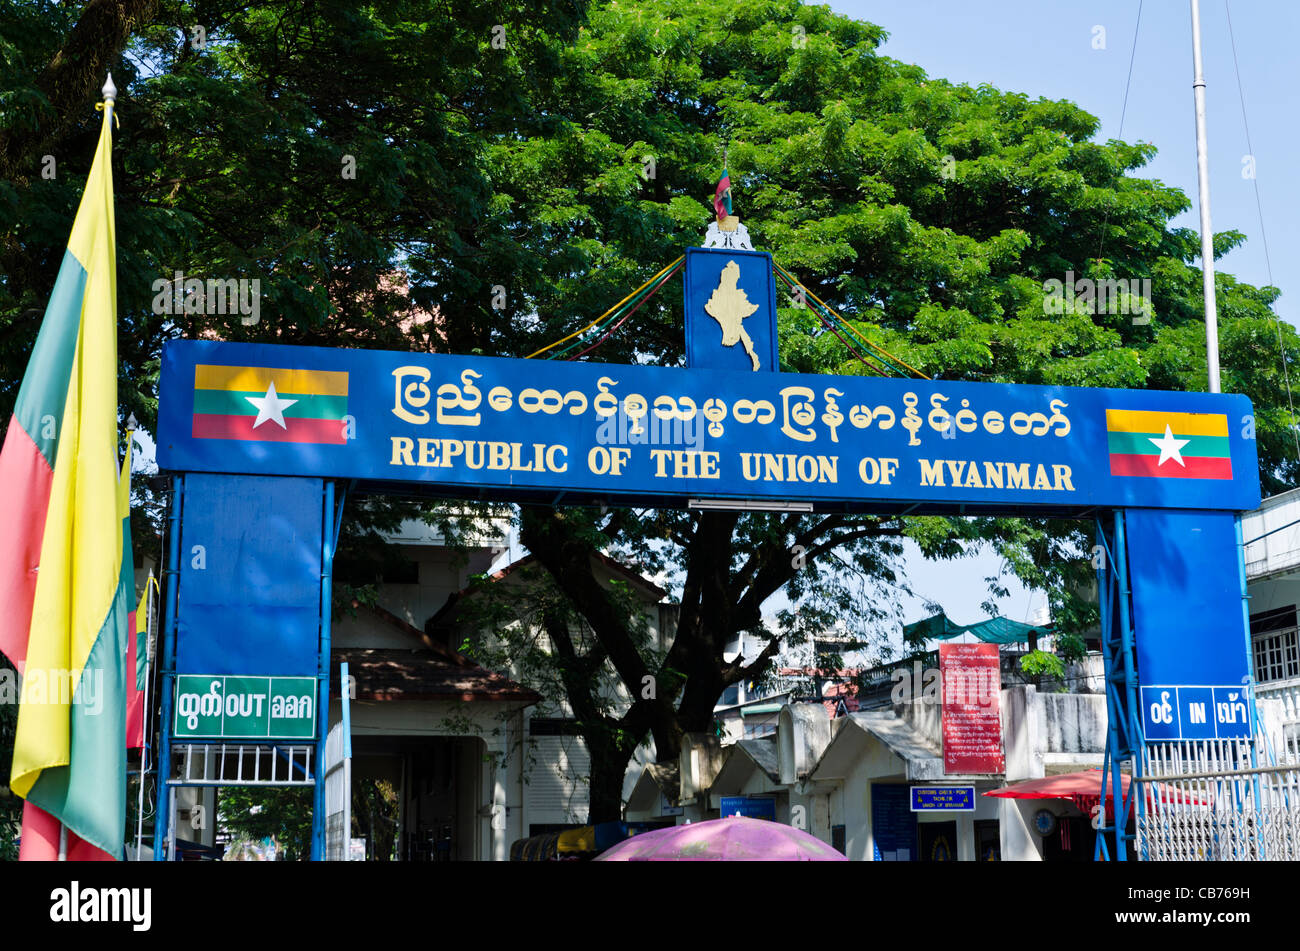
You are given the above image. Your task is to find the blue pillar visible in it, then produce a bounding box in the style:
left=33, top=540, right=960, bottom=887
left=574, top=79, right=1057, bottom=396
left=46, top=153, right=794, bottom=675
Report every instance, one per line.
left=311, top=481, right=344, bottom=860
left=152, top=475, right=184, bottom=860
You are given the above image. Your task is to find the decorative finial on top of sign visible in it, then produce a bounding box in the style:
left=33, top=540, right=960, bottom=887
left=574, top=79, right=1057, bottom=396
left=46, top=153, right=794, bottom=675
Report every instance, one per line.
left=702, top=156, right=754, bottom=251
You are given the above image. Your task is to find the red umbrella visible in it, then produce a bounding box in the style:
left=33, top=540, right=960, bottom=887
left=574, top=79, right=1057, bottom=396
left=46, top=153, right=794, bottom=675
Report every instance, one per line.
left=984, top=769, right=1206, bottom=808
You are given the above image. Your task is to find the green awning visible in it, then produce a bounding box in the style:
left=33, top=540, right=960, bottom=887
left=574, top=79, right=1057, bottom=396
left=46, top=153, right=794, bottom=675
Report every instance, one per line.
left=903, top=612, right=1051, bottom=646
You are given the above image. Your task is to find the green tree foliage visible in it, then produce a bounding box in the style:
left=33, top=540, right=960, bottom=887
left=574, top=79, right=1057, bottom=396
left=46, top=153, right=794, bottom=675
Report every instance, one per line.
left=218, top=785, right=312, bottom=860
left=2, top=0, right=1297, bottom=826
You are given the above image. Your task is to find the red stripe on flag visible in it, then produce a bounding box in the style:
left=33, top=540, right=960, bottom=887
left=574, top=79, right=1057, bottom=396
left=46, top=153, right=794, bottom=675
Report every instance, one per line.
left=192, top=413, right=347, bottom=444
left=714, top=174, right=731, bottom=219
left=0, top=417, right=54, bottom=673
left=18, top=801, right=115, bottom=861
left=126, top=608, right=144, bottom=749
left=1109, top=453, right=1233, bottom=480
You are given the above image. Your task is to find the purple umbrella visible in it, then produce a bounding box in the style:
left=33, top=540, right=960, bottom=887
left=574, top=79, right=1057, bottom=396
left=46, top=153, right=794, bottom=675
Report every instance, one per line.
left=594, top=816, right=847, bottom=861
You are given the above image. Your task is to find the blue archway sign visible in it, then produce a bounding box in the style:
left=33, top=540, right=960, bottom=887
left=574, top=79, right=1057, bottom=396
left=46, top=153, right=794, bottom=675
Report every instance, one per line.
left=157, top=339, right=1260, bottom=514
left=151, top=246, right=1262, bottom=861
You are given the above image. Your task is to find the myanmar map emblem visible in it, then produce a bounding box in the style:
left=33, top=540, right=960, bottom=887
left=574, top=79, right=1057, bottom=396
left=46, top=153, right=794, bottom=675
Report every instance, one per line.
left=704, top=259, right=762, bottom=370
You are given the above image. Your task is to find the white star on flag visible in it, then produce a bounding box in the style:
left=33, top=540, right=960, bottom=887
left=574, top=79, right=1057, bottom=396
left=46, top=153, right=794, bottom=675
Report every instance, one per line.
left=1148, top=423, right=1190, bottom=467
left=245, top=380, right=298, bottom=430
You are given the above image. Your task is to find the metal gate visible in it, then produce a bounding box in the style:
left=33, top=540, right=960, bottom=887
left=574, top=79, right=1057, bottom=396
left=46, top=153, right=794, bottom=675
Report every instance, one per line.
left=1136, top=734, right=1300, bottom=860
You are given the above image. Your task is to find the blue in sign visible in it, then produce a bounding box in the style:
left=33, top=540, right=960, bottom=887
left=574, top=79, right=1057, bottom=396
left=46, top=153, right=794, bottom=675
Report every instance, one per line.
left=1141, top=685, right=1254, bottom=741
left=1176, top=687, right=1217, bottom=740
left=910, top=786, right=976, bottom=812
left=1211, top=686, right=1252, bottom=738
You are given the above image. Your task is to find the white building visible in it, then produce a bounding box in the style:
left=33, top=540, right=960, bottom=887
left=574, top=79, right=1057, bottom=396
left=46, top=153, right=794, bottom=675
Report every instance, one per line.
left=1241, top=489, right=1300, bottom=759
left=645, top=676, right=1110, bottom=860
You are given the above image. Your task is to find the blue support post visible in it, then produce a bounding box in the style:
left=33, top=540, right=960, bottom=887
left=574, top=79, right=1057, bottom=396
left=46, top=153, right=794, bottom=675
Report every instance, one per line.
left=1094, top=517, right=1114, bottom=861
left=1234, top=516, right=1260, bottom=737
left=153, top=475, right=185, bottom=860
left=1111, top=511, right=1144, bottom=859
left=311, top=481, right=347, bottom=860
left=1093, top=511, right=1145, bottom=861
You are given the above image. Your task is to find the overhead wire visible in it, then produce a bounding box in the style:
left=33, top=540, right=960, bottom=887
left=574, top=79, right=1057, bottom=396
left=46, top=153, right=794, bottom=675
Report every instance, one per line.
left=773, top=261, right=929, bottom=379
left=772, top=267, right=890, bottom=376
left=525, top=256, right=684, bottom=359
left=1224, top=0, right=1300, bottom=466
left=1092, top=0, right=1143, bottom=269
left=524, top=253, right=926, bottom=378
left=567, top=259, right=683, bottom=360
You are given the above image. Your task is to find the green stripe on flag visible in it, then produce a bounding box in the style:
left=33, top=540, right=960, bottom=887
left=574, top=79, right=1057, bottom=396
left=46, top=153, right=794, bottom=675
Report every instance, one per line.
left=192, top=389, right=348, bottom=420
left=24, top=519, right=131, bottom=858
left=1106, top=431, right=1231, bottom=458
left=13, top=250, right=89, bottom=467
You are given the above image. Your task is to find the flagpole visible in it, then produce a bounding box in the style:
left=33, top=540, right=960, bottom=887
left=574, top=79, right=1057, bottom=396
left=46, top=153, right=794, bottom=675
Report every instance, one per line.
left=1190, top=0, right=1221, bottom=393
left=135, top=575, right=151, bottom=859
left=54, top=73, right=117, bottom=864
left=103, top=72, right=116, bottom=126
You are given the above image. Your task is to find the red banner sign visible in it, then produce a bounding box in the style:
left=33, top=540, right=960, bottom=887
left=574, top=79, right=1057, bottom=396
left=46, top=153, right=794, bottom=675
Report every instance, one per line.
left=940, top=643, right=1005, bottom=774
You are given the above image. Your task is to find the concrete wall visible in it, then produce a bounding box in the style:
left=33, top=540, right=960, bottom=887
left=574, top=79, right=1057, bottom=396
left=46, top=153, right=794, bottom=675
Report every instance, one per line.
left=1002, top=685, right=1106, bottom=782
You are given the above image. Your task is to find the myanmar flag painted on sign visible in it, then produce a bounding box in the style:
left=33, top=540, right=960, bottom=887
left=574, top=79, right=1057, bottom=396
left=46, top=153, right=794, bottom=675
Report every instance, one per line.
left=191, top=364, right=348, bottom=444
left=1106, top=409, right=1233, bottom=480
left=0, top=91, right=128, bottom=859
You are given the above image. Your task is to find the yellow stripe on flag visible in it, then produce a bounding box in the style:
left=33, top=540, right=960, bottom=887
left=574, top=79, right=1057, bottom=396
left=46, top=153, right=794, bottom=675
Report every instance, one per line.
left=194, top=364, right=348, bottom=396
left=11, top=108, right=122, bottom=798
left=1105, top=409, right=1228, bottom=437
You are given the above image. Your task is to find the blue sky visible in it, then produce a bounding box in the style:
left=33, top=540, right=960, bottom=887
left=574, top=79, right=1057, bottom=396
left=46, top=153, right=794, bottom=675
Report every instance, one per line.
left=822, top=0, right=1297, bottom=635
left=838, top=0, right=1296, bottom=328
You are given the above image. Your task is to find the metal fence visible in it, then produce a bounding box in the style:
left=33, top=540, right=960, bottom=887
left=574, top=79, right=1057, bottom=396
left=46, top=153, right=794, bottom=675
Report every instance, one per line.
left=1135, top=735, right=1300, bottom=860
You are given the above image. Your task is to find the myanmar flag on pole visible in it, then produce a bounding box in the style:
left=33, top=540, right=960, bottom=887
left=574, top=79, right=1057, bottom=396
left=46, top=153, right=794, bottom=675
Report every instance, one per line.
left=0, top=78, right=129, bottom=860
left=713, top=168, right=732, bottom=221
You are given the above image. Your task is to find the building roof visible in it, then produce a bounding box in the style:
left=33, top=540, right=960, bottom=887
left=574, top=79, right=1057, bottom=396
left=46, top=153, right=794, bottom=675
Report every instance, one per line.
left=332, top=648, right=541, bottom=704
left=735, top=738, right=781, bottom=783
left=708, top=736, right=781, bottom=797
left=627, top=762, right=681, bottom=811
left=809, top=710, right=948, bottom=783
left=820, top=681, right=860, bottom=719
left=330, top=604, right=540, bottom=703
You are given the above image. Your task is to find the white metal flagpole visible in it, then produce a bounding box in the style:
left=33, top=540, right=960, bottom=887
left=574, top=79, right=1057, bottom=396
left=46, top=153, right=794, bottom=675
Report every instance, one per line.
left=135, top=573, right=153, bottom=859
left=1190, top=0, right=1221, bottom=393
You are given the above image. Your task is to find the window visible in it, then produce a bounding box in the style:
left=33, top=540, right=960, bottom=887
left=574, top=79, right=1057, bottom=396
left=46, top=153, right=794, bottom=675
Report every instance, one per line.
left=1251, top=606, right=1300, bottom=683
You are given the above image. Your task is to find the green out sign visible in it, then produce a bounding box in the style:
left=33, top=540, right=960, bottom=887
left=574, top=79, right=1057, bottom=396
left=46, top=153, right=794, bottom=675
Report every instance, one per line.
left=174, top=675, right=317, bottom=740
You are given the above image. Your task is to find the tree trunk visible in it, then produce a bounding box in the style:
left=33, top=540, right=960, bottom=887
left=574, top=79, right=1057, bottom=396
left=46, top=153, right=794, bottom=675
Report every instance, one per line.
left=586, top=736, right=634, bottom=824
